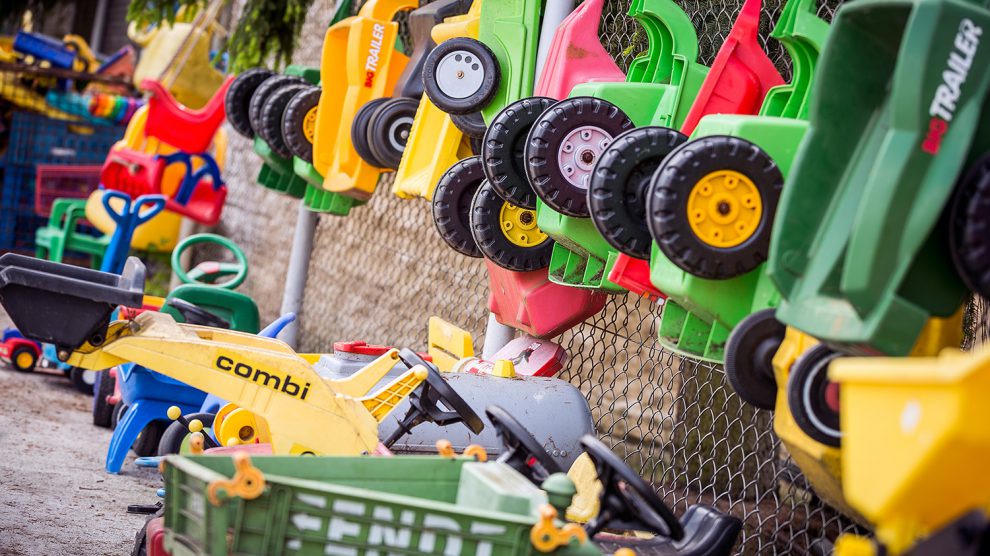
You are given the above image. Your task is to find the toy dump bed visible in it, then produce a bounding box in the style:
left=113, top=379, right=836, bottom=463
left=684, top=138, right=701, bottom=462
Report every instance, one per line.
left=0, top=253, right=144, bottom=352
left=768, top=0, right=990, bottom=355
left=163, top=454, right=599, bottom=556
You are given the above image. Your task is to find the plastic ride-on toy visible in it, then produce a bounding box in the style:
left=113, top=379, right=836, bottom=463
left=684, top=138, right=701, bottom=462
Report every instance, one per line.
left=830, top=345, right=990, bottom=555
left=350, top=0, right=473, bottom=173
left=0, top=327, right=42, bottom=372
left=390, top=0, right=481, bottom=201
left=160, top=408, right=742, bottom=555
left=104, top=233, right=259, bottom=472
left=766, top=0, right=990, bottom=357
left=0, top=255, right=485, bottom=459
left=312, top=0, right=417, bottom=205
left=635, top=0, right=827, bottom=363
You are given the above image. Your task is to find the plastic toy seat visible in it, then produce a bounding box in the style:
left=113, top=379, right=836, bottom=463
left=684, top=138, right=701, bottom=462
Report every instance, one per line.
left=140, top=77, right=232, bottom=154
left=34, top=198, right=110, bottom=268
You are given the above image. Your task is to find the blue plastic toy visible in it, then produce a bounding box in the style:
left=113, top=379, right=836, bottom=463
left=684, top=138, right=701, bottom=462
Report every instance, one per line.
left=99, top=190, right=167, bottom=274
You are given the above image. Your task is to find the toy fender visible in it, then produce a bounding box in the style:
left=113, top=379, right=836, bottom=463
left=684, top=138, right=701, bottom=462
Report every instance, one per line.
left=477, top=0, right=544, bottom=123
left=65, top=312, right=427, bottom=456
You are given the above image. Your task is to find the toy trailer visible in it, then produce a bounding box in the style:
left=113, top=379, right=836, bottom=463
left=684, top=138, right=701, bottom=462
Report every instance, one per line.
left=767, top=0, right=990, bottom=357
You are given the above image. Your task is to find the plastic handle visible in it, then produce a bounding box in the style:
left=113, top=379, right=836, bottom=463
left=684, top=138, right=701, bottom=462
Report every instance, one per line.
left=132, top=195, right=167, bottom=225
left=259, top=313, right=297, bottom=339
left=100, top=189, right=133, bottom=224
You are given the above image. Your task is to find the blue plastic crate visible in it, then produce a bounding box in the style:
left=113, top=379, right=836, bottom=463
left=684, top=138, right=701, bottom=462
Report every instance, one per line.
left=2, top=111, right=125, bottom=167
left=0, top=164, right=47, bottom=252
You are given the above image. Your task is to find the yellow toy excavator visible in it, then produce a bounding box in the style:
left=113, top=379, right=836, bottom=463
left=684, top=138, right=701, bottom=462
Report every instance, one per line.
left=0, top=254, right=484, bottom=456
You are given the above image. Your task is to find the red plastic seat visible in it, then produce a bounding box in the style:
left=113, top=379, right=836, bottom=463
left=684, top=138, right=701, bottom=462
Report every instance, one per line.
left=141, top=76, right=233, bottom=154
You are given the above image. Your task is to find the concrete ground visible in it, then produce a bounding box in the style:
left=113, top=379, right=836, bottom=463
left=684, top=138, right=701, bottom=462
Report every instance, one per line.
left=0, top=309, right=158, bottom=555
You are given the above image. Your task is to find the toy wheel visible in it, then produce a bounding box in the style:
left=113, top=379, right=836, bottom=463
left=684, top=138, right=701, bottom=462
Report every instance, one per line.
left=10, top=345, right=37, bottom=372
left=787, top=344, right=842, bottom=447
left=450, top=111, right=487, bottom=139
left=422, top=37, right=500, bottom=115
left=158, top=412, right=216, bottom=456
left=589, top=126, right=688, bottom=259
left=724, top=309, right=785, bottom=410
left=172, top=233, right=249, bottom=290
left=248, top=74, right=307, bottom=138
left=112, top=402, right=127, bottom=430
left=93, top=368, right=115, bottom=428
left=433, top=156, right=486, bottom=258
left=225, top=68, right=274, bottom=138
left=351, top=98, right=391, bottom=168
left=949, top=153, right=990, bottom=298
left=486, top=405, right=561, bottom=485
left=281, top=85, right=322, bottom=163
left=258, top=83, right=308, bottom=158
left=133, top=420, right=167, bottom=458
left=471, top=180, right=553, bottom=271
left=366, top=97, right=420, bottom=170
left=70, top=367, right=96, bottom=395
left=483, top=97, right=556, bottom=209
left=526, top=97, right=633, bottom=217
left=647, top=136, right=784, bottom=279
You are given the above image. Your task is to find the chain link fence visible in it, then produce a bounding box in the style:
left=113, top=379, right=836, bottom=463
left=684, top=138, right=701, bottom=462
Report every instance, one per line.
left=211, top=0, right=989, bottom=553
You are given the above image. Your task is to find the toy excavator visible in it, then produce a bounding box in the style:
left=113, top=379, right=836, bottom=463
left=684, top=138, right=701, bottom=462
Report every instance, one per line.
left=0, top=254, right=483, bottom=456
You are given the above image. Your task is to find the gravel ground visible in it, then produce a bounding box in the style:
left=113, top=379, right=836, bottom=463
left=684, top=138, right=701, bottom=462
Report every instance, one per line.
left=0, top=309, right=159, bottom=555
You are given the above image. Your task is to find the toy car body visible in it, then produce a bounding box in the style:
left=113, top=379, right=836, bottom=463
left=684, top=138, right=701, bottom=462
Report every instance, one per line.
left=767, top=0, right=990, bottom=356
left=0, top=327, right=41, bottom=372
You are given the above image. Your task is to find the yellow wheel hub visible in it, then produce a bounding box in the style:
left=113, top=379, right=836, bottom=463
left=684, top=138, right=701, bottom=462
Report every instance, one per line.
left=15, top=351, right=34, bottom=369
left=687, top=170, right=762, bottom=248
left=500, top=203, right=546, bottom=247
left=302, top=106, right=319, bottom=144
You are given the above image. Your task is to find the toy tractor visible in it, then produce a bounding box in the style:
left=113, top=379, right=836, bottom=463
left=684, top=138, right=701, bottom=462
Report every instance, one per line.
left=766, top=0, right=990, bottom=358
left=0, top=327, right=41, bottom=372
left=632, top=0, right=828, bottom=364
left=159, top=407, right=742, bottom=555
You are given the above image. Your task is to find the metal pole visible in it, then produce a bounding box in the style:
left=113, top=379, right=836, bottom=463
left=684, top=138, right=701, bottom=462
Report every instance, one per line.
left=279, top=202, right=318, bottom=348
left=89, top=0, right=111, bottom=53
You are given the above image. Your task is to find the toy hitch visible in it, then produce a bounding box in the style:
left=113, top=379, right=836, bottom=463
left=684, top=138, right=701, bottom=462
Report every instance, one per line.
left=0, top=254, right=145, bottom=355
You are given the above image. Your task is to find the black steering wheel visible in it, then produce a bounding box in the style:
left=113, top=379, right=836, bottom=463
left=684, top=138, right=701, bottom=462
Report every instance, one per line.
left=581, top=435, right=685, bottom=541
left=166, top=298, right=231, bottom=329
left=486, top=405, right=561, bottom=484
left=382, top=349, right=485, bottom=448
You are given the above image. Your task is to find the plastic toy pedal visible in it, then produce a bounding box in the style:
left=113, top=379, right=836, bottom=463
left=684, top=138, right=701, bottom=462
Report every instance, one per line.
left=207, top=452, right=266, bottom=506
left=530, top=504, right=588, bottom=552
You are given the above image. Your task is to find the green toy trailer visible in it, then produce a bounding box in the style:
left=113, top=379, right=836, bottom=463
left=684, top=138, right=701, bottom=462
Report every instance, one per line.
left=640, top=0, right=829, bottom=363
left=161, top=409, right=741, bottom=556
left=767, top=0, right=990, bottom=357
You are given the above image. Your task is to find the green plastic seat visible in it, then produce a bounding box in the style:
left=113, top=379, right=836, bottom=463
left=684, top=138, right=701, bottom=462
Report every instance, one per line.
left=160, top=284, right=261, bottom=334
left=35, top=198, right=111, bottom=268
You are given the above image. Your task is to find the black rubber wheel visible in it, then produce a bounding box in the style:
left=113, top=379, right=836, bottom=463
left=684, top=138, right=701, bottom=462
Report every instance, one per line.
left=351, top=98, right=391, bottom=168
left=433, top=156, right=486, bottom=258
left=483, top=96, right=556, bottom=209
left=258, top=83, right=308, bottom=158
left=949, top=153, right=990, bottom=298
left=132, top=420, right=167, bottom=458
left=470, top=180, right=553, bottom=271
left=225, top=68, right=274, bottom=138
left=93, top=368, right=115, bottom=428
left=724, top=309, right=786, bottom=410
left=112, top=402, right=127, bottom=430
left=526, top=97, right=633, bottom=217
left=248, top=74, right=307, bottom=138
left=422, top=37, right=500, bottom=115
left=366, top=97, right=420, bottom=170
left=787, top=344, right=842, bottom=447
left=281, top=86, right=322, bottom=163
left=10, top=345, right=37, bottom=372
left=647, top=135, right=784, bottom=280
left=450, top=111, right=487, bottom=139
left=589, top=126, right=688, bottom=259
left=157, top=412, right=216, bottom=456
left=70, top=367, right=96, bottom=395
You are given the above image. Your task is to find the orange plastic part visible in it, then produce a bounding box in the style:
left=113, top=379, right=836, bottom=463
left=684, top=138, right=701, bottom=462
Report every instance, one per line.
left=486, top=260, right=607, bottom=339
left=140, top=76, right=233, bottom=154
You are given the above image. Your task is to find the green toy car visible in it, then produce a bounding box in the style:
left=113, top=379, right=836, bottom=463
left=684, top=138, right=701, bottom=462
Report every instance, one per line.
left=767, top=0, right=990, bottom=358
left=161, top=406, right=741, bottom=555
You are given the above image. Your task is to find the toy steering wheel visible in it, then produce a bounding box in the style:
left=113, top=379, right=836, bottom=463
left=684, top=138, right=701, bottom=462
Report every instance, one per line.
left=581, top=435, right=685, bottom=541
left=171, top=233, right=248, bottom=289
left=486, top=405, right=561, bottom=484
left=382, top=349, right=485, bottom=448
left=166, top=298, right=230, bottom=329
